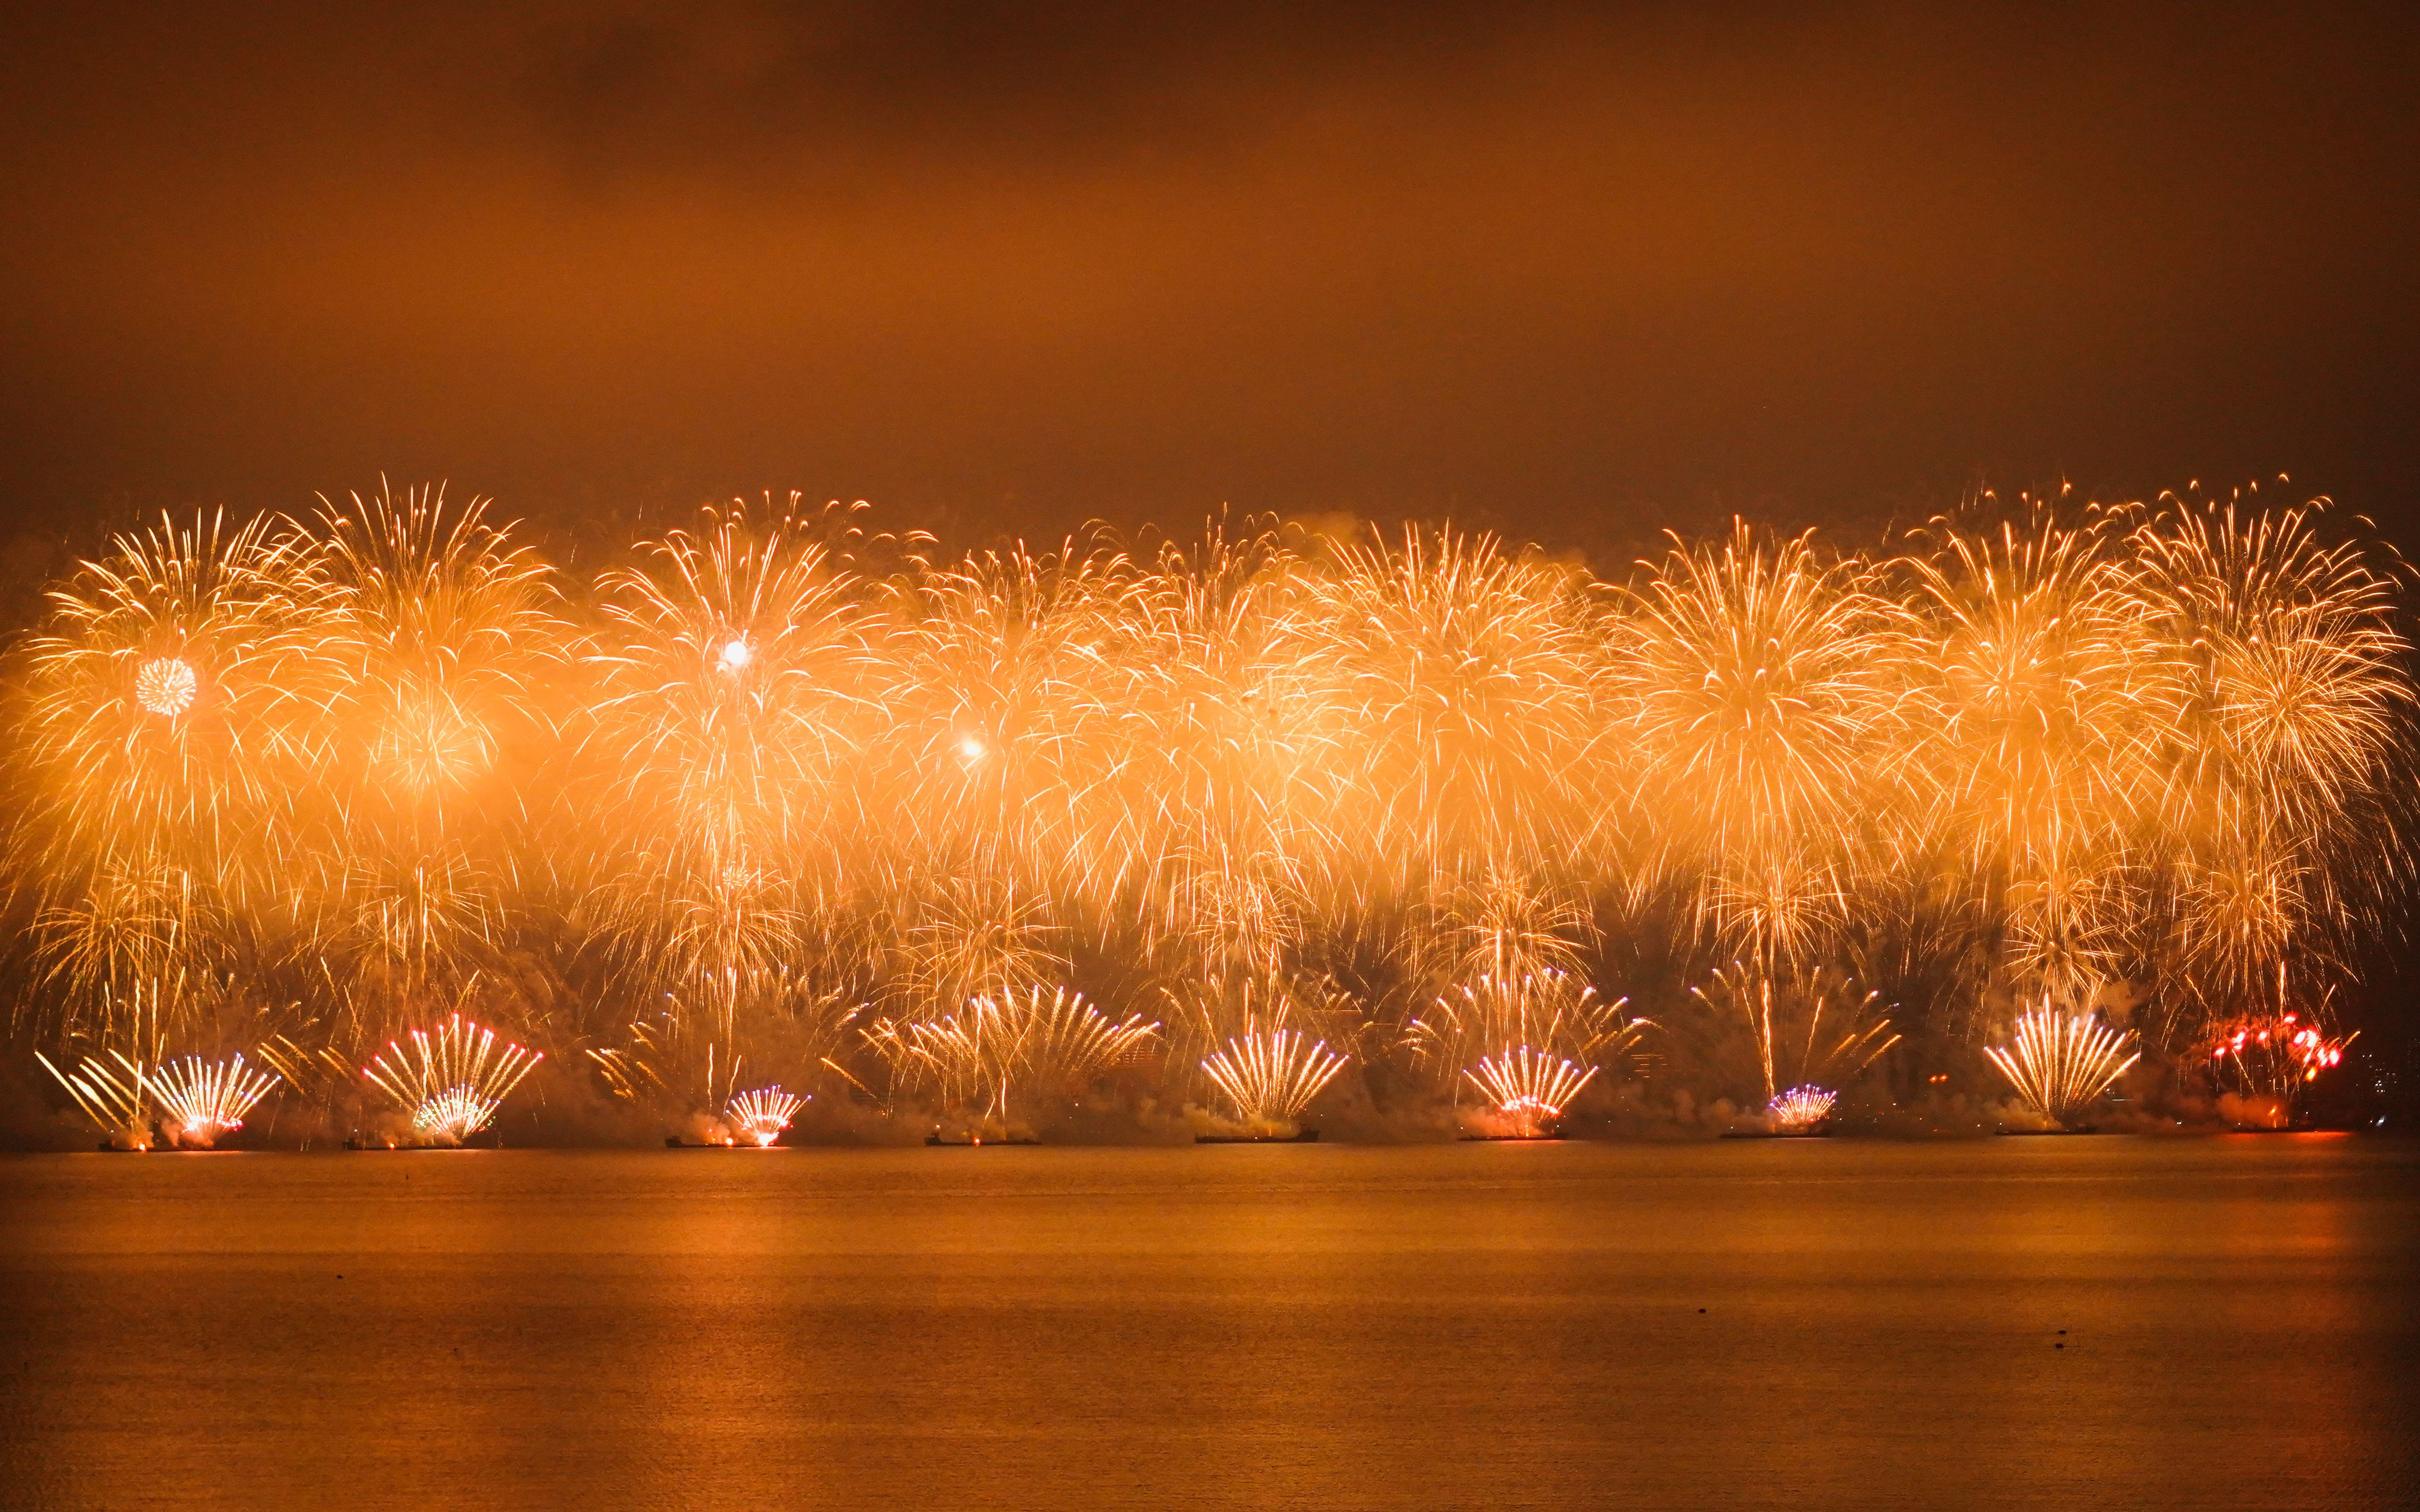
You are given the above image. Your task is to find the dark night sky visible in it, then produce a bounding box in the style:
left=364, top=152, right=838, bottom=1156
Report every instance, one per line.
left=3, top=1, right=2417, bottom=563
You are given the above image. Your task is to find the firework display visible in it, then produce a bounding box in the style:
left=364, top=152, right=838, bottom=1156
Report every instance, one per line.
left=35, top=1049, right=156, bottom=1149
left=1679, top=966, right=1899, bottom=1106
left=1766, top=1086, right=1837, bottom=1134
left=150, top=1053, right=280, bottom=1146
left=866, top=985, right=1159, bottom=1137
left=1985, top=1005, right=2143, bottom=1127
left=2204, top=968, right=2359, bottom=1127
left=362, top=1015, right=542, bottom=1145
left=725, top=1086, right=806, bottom=1146
left=1202, top=1025, right=1350, bottom=1127
left=2, top=485, right=2407, bottom=1141
left=1463, top=1047, right=1598, bottom=1135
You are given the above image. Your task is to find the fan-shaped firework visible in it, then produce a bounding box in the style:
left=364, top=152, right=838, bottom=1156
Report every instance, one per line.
left=1202, top=1025, right=1349, bottom=1126
left=725, top=1086, right=806, bottom=1146
left=1985, top=1004, right=2141, bottom=1127
left=1463, top=1047, right=1598, bottom=1135
left=1408, top=969, right=1638, bottom=1089
left=866, top=985, right=1157, bottom=1133
left=1766, top=1085, right=1836, bottom=1133
left=1678, top=964, right=1899, bottom=1110
left=362, top=1015, right=542, bottom=1146
left=152, top=1053, right=280, bottom=1146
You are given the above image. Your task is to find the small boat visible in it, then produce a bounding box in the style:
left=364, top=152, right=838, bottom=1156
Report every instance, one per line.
left=925, top=1133, right=1039, bottom=1146
left=96, top=1140, right=148, bottom=1153
left=1459, top=1130, right=1563, bottom=1142
left=1196, top=1128, right=1320, bottom=1144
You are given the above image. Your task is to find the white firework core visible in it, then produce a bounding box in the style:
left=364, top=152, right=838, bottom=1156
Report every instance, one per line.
left=135, top=656, right=198, bottom=716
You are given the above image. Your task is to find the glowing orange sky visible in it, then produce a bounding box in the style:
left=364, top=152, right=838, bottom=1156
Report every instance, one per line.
left=3, top=2, right=2416, bottom=557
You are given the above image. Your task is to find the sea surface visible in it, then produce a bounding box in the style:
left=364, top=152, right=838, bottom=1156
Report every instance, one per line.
left=2, top=1137, right=2416, bottom=1510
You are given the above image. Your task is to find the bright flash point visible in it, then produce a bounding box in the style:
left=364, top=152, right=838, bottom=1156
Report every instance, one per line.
left=958, top=734, right=987, bottom=762
left=135, top=656, right=198, bottom=716
left=718, top=637, right=751, bottom=671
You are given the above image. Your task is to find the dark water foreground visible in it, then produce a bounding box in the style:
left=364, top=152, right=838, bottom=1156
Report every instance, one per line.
left=3, top=1139, right=2416, bottom=1510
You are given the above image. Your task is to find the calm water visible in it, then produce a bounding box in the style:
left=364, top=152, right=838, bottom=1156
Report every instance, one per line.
left=3, top=1138, right=2416, bottom=1510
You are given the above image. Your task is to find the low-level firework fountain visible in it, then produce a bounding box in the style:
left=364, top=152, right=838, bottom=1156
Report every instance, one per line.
left=2207, top=1015, right=2356, bottom=1129
left=35, top=1049, right=156, bottom=1150
left=868, top=985, right=1158, bottom=1141
left=152, top=1054, right=280, bottom=1147
left=1200, top=1025, right=1348, bottom=1139
left=724, top=1086, right=805, bottom=1146
left=1985, top=1004, right=2140, bottom=1129
left=1766, top=1085, right=1836, bottom=1134
left=1462, top=1046, right=1596, bottom=1138
left=361, top=1015, right=542, bottom=1146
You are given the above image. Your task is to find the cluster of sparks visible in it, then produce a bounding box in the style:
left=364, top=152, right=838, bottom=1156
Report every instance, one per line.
left=32, top=1047, right=280, bottom=1149
left=2211, top=1017, right=2352, bottom=1088
left=1766, top=1085, right=1836, bottom=1133
left=2203, top=968, right=2358, bottom=1126
left=1463, top=1047, right=1599, bottom=1135
left=725, top=1086, right=804, bottom=1146
left=35, top=1049, right=160, bottom=1149
left=866, top=986, right=1158, bottom=1136
left=3, top=482, right=2403, bottom=1136
left=362, top=1015, right=542, bottom=1145
left=1202, top=1024, right=1350, bottom=1127
left=1985, top=1005, right=2143, bottom=1128
left=151, top=1053, right=279, bottom=1145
